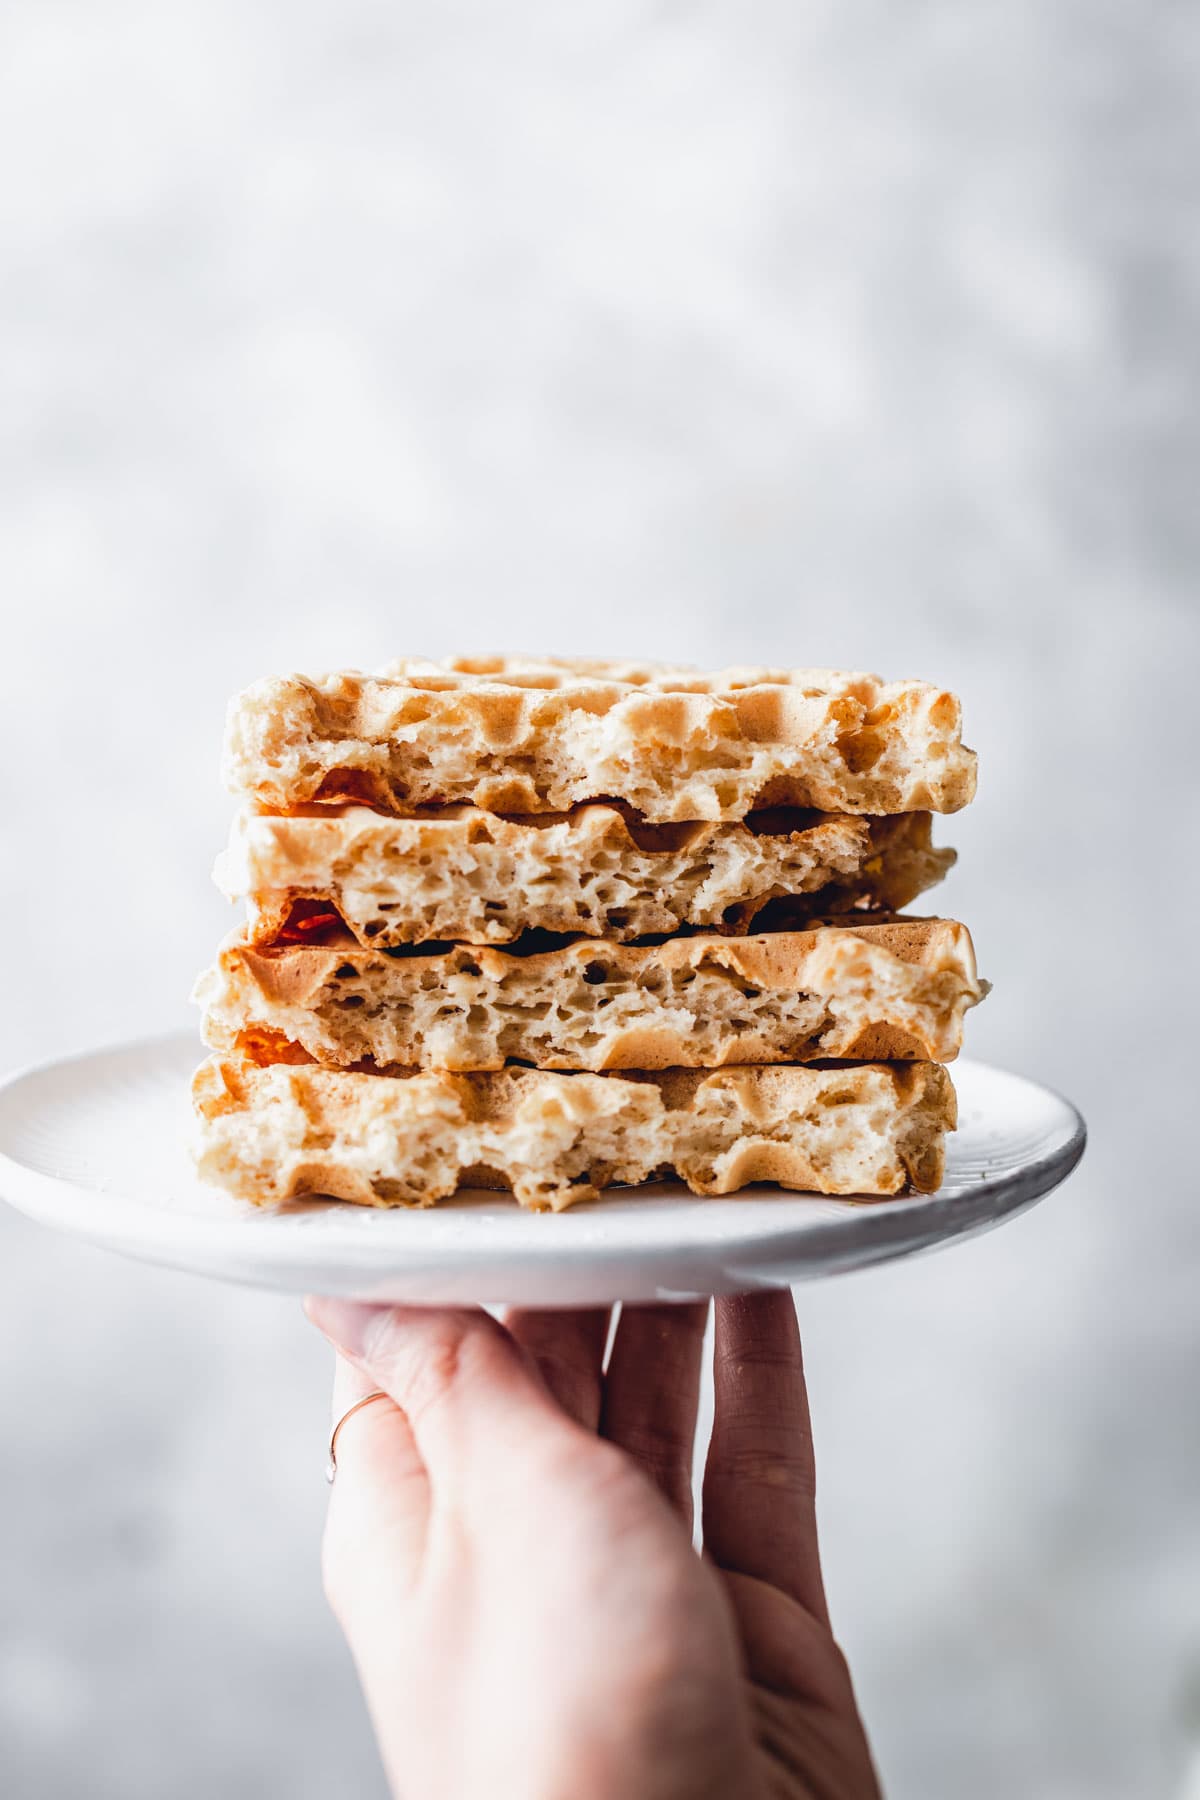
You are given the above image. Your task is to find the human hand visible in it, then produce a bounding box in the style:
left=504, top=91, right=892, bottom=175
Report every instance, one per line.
left=306, top=1292, right=881, bottom=1800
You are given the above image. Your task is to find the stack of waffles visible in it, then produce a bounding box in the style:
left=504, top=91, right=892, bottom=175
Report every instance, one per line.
left=192, top=659, right=986, bottom=1211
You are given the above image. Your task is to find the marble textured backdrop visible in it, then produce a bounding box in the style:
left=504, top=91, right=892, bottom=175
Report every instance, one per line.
left=2, top=2, right=1198, bottom=1796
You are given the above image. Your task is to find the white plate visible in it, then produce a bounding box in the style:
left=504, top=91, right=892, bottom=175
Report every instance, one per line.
left=0, top=1035, right=1085, bottom=1305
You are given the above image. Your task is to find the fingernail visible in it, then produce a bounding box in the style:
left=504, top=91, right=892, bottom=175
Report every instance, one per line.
left=305, top=1297, right=389, bottom=1359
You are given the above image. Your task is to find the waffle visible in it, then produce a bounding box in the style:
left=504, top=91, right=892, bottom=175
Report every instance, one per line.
left=192, top=1054, right=957, bottom=1210
left=197, top=917, right=984, bottom=1073
left=217, top=804, right=954, bottom=949
left=223, top=658, right=976, bottom=821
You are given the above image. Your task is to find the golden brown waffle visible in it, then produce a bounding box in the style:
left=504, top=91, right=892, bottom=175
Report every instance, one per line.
left=223, top=658, right=977, bottom=820
left=217, top=804, right=954, bottom=949
left=192, top=1054, right=957, bottom=1209
left=196, top=917, right=985, bottom=1073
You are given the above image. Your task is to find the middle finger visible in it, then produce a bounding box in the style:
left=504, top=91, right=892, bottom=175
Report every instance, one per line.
left=503, top=1307, right=612, bottom=1431
left=601, top=1301, right=710, bottom=1528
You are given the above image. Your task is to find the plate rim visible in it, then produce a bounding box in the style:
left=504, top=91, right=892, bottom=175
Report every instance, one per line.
left=0, top=1033, right=1088, bottom=1293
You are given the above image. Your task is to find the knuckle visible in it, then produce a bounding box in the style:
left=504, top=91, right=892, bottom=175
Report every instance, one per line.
left=374, top=1313, right=509, bottom=1427
left=402, top=1332, right=468, bottom=1420
left=617, top=1418, right=688, bottom=1463
left=712, top=1436, right=815, bottom=1499
left=715, top=1340, right=798, bottom=1382
left=615, top=1421, right=691, bottom=1488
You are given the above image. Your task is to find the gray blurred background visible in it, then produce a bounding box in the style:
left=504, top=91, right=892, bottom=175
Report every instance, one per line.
left=1, top=2, right=1198, bottom=1795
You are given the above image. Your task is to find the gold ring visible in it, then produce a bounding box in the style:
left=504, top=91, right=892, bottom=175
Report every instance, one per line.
left=326, top=1390, right=392, bottom=1483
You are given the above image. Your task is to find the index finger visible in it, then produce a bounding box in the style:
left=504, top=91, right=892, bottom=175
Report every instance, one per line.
left=503, top=1306, right=611, bottom=1431
left=701, top=1289, right=828, bottom=1622
left=321, top=1346, right=430, bottom=1609
left=307, top=1298, right=579, bottom=1506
